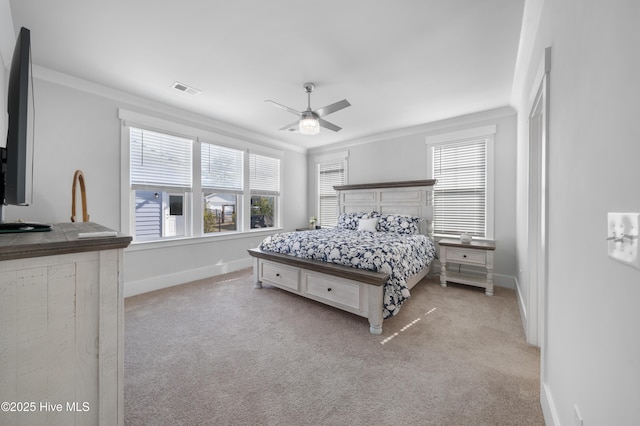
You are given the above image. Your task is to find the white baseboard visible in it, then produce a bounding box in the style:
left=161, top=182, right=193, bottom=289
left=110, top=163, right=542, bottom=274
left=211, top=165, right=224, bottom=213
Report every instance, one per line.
left=515, top=276, right=528, bottom=334
left=126, top=261, right=517, bottom=296
left=541, top=381, right=560, bottom=426
left=124, top=258, right=253, bottom=297
left=493, top=272, right=516, bottom=289
left=514, top=275, right=544, bottom=346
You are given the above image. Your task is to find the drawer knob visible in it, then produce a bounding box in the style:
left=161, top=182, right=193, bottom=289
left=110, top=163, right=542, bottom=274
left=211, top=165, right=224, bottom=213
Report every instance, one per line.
left=276, top=273, right=280, bottom=277
left=463, top=254, right=467, bottom=258
left=327, top=288, right=332, bottom=292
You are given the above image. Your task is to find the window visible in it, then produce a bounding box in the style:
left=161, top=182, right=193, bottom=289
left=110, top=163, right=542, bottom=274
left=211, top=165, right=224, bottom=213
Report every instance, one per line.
left=314, top=152, right=348, bottom=228
left=201, top=143, right=243, bottom=234
left=130, top=128, right=192, bottom=240
left=122, top=110, right=283, bottom=242
left=318, top=161, right=345, bottom=227
left=250, top=153, right=280, bottom=229
left=426, top=126, right=494, bottom=239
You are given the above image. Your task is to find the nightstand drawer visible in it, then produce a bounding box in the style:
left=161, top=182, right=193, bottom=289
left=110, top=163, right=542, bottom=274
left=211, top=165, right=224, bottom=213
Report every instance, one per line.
left=447, top=248, right=486, bottom=265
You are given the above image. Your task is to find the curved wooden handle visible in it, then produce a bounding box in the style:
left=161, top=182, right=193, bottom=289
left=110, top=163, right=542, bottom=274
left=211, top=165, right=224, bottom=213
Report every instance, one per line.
left=71, top=170, right=90, bottom=222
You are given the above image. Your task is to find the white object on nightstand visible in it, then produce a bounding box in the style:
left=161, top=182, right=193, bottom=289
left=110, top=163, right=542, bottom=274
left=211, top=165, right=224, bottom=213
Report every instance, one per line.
left=438, top=238, right=496, bottom=295
left=607, top=212, right=640, bottom=269
left=460, top=232, right=472, bottom=243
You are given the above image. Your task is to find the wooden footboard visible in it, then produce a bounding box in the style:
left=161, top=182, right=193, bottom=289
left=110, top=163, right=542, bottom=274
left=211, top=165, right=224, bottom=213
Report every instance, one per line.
left=248, top=248, right=430, bottom=334
left=248, top=248, right=390, bottom=286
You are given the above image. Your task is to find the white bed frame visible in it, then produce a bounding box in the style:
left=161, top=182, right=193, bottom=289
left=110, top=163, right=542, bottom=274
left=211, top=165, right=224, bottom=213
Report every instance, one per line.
left=248, top=180, right=436, bottom=334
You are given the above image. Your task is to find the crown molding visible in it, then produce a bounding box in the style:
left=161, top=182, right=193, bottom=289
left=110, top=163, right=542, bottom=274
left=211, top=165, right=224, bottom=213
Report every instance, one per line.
left=308, top=105, right=516, bottom=154
left=32, top=65, right=306, bottom=154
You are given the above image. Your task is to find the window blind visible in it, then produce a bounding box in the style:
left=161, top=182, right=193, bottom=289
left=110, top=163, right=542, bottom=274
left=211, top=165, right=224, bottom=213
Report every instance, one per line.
left=201, top=143, right=244, bottom=192
left=250, top=153, right=280, bottom=195
left=130, top=127, right=192, bottom=190
left=318, top=161, right=344, bottom=227
left=432, top=138, right=487, bottom=237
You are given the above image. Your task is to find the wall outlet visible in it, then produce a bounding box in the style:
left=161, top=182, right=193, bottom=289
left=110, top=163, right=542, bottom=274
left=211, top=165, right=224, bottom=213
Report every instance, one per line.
left=607, top=212, right=640, bottom=269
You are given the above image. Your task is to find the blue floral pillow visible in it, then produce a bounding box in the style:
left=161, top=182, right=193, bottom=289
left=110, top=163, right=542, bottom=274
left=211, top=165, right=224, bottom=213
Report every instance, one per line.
left=378, top=214, right=421, bottom=235
left=337, top=211, right=380, bottom=230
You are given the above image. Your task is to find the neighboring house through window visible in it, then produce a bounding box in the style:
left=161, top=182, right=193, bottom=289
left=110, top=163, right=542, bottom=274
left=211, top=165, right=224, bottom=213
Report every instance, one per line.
left=426, top=126, right=495, bottom=239
left=120, top=109, right=282, bottom=242
left=130, top=128, right=192, bottom=241
left=201, top=143, right=244, bottom=234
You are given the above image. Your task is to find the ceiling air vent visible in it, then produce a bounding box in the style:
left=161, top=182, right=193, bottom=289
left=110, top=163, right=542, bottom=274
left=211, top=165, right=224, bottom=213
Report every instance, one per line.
left=172, top=82, right=201, bottom=96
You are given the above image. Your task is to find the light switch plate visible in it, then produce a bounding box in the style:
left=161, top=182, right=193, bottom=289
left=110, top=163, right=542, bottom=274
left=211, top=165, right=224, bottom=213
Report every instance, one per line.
left=607, top=212, right=640, bottom=269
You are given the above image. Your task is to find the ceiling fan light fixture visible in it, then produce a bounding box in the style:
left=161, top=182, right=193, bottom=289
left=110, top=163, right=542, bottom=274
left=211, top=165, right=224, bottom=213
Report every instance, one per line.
left=299, top=115, right=320, bottom=135
left=266, top=82, right=349, bottom=135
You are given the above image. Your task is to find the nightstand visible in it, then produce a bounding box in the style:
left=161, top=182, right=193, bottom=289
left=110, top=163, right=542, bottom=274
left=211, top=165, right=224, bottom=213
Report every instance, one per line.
left=437, top=238, right=496, bottom=295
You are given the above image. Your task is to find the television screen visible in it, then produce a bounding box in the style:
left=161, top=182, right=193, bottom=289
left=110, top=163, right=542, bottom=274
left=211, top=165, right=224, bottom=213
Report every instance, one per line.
left=0, top=27, right=48, bottom=232
left=4, top=26, right=33, bottom=206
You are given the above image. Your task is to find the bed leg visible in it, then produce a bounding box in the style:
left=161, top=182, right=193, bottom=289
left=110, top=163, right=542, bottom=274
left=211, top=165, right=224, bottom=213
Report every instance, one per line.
left=368, top=285, right=384, bottom=334
left=439, top=257, right=448, bottom=288
left=369, top=322, right=383, bottom=335
left=253, top=258, right=262, bottom=289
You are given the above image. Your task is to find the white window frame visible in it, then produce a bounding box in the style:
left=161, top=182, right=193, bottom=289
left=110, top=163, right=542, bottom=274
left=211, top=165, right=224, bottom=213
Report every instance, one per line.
left=200, top=141, right=245, bottom=235
left=126, top=127, right=196, bottom=241
left=314, top=151, right=349, bottom=228
left=119, top=109, right=283, bottom=244
left=426, top=125, right=495, bottom=240
left=249, top=152, right=281, bottom=230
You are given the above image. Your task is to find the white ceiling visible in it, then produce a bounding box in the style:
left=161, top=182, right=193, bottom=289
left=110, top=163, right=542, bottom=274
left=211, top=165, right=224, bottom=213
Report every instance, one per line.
left=8, top=0, right=524, bottom=149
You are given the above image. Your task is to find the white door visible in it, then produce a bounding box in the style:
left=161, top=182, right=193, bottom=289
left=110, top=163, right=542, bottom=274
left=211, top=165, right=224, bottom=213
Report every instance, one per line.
left=163, top=193, right=185, bottom=237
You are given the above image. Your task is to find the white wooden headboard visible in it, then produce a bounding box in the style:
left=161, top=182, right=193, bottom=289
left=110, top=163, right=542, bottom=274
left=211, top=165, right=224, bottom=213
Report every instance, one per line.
left=333, top=180, right=437, bottom=238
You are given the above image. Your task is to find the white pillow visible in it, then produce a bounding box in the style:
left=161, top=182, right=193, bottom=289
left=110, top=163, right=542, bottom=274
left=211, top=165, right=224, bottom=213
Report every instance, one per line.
left=357, top=217, right=378, bottom=232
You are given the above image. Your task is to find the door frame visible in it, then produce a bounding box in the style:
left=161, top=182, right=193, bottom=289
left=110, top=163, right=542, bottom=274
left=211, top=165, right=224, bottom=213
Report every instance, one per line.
left=527, top=46, right=551, bottom=350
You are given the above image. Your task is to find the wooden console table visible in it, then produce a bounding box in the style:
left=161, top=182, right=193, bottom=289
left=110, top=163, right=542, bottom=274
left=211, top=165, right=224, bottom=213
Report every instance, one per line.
left=438, top=238, right=496, bottom=295
left=0, top=222, right=131, bottom=425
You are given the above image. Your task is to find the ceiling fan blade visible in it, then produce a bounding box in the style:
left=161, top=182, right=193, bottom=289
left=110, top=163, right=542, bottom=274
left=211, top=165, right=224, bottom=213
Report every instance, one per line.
left=314, top=99, right=351, bottom=117
left=279, top=121, right=299, bottom=131
left=318, top=118, right=342, bottom=132
left=265, top=100, right=301, bottom=116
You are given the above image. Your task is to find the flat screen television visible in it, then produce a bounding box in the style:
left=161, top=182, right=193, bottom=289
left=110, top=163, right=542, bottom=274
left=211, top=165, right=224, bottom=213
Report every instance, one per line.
left=1, top=27, right=50, bottom=232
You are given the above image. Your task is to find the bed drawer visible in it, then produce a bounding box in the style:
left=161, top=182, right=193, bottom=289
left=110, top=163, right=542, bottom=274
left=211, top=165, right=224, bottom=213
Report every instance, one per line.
left=305, top=273, right=361, bottom=310
left=447, top=248, right=486, bottom=265
left=261, top=261, right=300, bottom=291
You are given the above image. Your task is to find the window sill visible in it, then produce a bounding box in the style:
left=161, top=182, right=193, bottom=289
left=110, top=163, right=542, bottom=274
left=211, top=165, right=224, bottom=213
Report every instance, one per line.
left=125, top=227, right=283, bottom=252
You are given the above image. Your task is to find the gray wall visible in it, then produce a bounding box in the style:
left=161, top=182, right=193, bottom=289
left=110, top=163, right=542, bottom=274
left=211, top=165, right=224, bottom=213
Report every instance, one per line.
left=513, top=0, right=640, bottom=424
left=308, top=108, right=518, bottom=286
left=0, top=69, right=307, bottom=296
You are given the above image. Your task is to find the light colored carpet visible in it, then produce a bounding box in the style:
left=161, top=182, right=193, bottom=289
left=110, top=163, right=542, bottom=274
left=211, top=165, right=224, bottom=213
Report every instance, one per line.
left=124, top=268, right=543, bottom=425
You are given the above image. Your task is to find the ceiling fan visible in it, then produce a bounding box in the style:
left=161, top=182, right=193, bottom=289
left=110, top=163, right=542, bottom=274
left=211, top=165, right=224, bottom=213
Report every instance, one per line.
left=265, top=82, right=351, bottom=135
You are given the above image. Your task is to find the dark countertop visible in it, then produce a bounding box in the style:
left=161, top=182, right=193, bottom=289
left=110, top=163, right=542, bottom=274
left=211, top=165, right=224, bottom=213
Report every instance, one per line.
left=0, top=222, right=132, bottom=261
left=437, top=238, right=496, bottom=250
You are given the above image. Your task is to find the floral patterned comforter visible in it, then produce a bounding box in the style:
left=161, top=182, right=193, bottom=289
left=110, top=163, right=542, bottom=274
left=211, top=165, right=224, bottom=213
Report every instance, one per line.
left=258, top=228, right=437, bottom=318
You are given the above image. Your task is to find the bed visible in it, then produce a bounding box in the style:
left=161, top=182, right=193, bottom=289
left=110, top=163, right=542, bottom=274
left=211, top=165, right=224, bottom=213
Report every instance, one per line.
left=248, top=179, right=437, bottom=334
